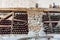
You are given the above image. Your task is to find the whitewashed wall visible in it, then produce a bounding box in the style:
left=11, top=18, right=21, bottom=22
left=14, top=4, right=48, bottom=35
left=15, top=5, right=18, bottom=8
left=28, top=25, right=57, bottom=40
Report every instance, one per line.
left=0, top=0, right=60, bottom=8
left=0, top=0, right=29, bottom=8
left=0, top=0, right=36, bottom=8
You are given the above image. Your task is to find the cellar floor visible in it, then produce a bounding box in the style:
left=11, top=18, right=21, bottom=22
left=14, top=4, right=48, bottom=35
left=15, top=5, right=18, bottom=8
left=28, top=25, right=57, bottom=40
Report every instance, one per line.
left=0, top=33, right=60, bottom=40
left=0, top=27, right=60, bottom=40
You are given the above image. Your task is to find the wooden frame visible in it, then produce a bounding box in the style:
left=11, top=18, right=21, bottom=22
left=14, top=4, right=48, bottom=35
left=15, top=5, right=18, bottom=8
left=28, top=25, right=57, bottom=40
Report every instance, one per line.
left=0, top=8, right=60, bottom=13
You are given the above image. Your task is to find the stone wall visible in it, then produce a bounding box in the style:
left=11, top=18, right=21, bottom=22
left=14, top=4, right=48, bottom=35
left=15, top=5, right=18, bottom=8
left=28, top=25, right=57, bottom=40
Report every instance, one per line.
left=28, top=10, right=43, bottom=31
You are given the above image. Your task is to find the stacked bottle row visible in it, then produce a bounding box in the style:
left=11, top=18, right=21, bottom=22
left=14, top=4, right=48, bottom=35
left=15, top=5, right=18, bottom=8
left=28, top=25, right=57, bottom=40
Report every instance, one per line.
left=0, top=20, right=11, bottom=25
left=43, top=15, right=60, bottom=21
left=0, top=27, right=11, bottom=34
left=44, top=27, right=60, bottom=34
left=44, top=23, right=60, bottom=34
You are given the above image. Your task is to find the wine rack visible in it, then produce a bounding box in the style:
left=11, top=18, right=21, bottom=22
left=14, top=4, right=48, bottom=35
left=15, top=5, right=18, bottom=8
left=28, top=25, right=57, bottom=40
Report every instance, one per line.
left=43, top=13, right=60, bottom=34
left=0, top=20, right=11, bottom=34
left=13, top=12, right=28, bottom=34
left=0, top=11, right=28, bottom=34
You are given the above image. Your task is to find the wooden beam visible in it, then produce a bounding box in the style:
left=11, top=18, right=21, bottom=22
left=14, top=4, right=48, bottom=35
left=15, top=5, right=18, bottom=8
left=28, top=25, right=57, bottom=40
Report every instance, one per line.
left=0, top=8, right=59, bottom=13
left=0, top=8, right=27, bottom=11
left=44, top=21, right=59, bottom=23
left=3, top=13, right=12, bottom=20
left=0, top=25, right=11, bottom=27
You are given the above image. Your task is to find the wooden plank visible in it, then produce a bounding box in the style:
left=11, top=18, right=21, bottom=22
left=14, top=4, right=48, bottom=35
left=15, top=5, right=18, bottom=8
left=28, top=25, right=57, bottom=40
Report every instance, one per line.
left=43, top=21, right=59, bottom=23
left=0, top=8, right=28, bottom=11
left=0, top=8, right=59, bottom=12
left=0, top=25, right=11, bottom=27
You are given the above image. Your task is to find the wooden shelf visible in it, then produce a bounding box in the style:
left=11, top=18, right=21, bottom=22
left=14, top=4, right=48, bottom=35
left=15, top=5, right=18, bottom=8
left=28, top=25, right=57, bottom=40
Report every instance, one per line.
left=43, top=21, right=59, bottom=23
left=0, top=25, right=11, bottom=27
